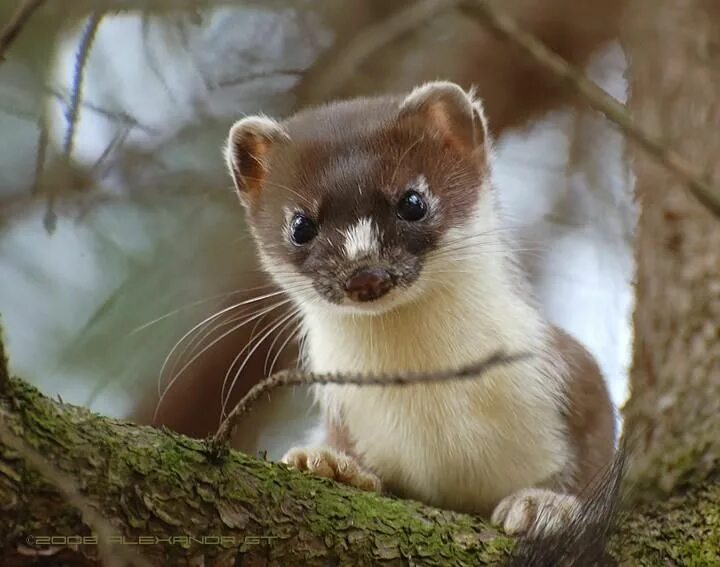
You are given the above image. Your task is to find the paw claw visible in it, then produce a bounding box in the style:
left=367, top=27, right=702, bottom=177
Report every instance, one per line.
left=491, top=489, right=578, bottom=536
left=281, top=447, right=382, bottom=492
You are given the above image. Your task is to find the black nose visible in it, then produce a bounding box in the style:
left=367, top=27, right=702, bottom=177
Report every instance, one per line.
left=344, top=268, right=395, bottom=302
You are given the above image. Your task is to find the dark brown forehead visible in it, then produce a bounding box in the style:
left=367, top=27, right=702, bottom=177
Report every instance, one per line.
left=271, top=96, right=439, bottom=201
left=283, top=96, right=406, bottom=191
left=255, top=93, right=482, bottom=236
left=282, top=95, right=403, bottom=147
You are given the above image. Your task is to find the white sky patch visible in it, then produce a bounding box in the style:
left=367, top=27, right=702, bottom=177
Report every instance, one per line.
left=343, top=217, right=380, bottom=260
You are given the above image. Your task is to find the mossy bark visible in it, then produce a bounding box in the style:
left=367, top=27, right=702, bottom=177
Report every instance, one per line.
left=0, top=374, right=515, bottom=566
left=613, top=476, right=720, bottom=566
left=616, top=1, right=720, bottom=565
left=1, top=364, right=720, bottom=566
left=622, top=0, right=720, bottom=496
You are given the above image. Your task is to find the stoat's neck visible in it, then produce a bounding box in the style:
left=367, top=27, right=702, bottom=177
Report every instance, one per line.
left=300, top=250, right=548, bottom=376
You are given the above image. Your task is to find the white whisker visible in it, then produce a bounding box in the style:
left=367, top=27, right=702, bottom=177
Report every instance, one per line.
left=156, top=288, right=297, bottom=392
left=263, top=311, right=302, bottom=375
left=268, top=322, right=302, bottom=377
left=219, top=305, right=301, bottom=409
left=154, top=298, right=296, bottom=423
left=221, top=308, right=302, bottom=419
left=130, top=285, right=279, bottom=336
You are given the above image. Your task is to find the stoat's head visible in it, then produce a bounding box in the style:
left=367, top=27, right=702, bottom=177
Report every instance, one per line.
left=224, top=81, right=494, bottom=315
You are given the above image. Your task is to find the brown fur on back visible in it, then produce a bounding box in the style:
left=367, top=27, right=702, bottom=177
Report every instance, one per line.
left=553, top=327, right=616, bottom=493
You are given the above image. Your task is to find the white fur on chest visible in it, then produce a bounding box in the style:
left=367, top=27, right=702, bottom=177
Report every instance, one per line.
left=301, top=223, right=571, bottom=514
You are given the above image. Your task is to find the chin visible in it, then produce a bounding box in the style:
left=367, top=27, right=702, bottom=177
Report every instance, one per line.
left=334, top=294, right=409, bottom=316
left=323, top=278, right=432, bottom=317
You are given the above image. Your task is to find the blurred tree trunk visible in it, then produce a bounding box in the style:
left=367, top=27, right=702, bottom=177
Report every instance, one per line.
left=617, top=1, right=720, bottom=563
left=623, top=0, right=720, bottom=491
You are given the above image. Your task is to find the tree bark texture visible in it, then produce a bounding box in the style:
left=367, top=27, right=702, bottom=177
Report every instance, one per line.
left=622, top=0, right=720, bottom=494
left=0, top=351, right=719, bottom=565
left=0, top=374, right=516, bottom=566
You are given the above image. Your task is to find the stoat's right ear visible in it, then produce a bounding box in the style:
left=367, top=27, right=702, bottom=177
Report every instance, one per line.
left=224, top=115, right=289, bottom=205
left=398, top=81, right=488, bottom=162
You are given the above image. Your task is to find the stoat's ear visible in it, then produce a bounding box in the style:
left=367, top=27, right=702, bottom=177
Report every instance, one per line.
left=224, top=115, right=289, bottom=205
left=398, top=81, right=488, bottom=157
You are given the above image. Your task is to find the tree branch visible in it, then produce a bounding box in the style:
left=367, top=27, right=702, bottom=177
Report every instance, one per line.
left=1, top=354, right=719, bottom=565
left=295, top=0, right=720, bottom=219
left=0, top=0, right=47, bottom=63
left=460, top=1, right=720, bottom=219
left=213, top=351, right=528, bottom=449
left=0, top=411, right=152, bottom=567
left=0, top=374, right=516, bottom=566
left=295, top=0, right=461, bottom=103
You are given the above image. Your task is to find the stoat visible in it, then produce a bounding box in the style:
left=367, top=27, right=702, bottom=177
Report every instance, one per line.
left=223, top=81, right=616, bottom=536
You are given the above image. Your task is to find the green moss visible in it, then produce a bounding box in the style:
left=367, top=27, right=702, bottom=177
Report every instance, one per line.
left=614, top=474, right=720, bottom=566
left=1, top=375, right=519, bottom=565
left=2, top=349, right=718, bottom=565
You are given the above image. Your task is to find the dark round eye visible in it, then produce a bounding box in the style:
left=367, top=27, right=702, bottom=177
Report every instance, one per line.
left=290, top=213, right=317, bottom=245
left=396, top=190, right=427, bottom=222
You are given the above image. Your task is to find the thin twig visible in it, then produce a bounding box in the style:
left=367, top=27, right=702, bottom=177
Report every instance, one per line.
left=0, top=409, right=153, bottom=567
left=31, top=112, right=49, bottom=195
left=461, top=0, right=720, bottom=219
left=212, top=350, right=529, bottom=449
left=299, top=0, right=462, bottom=102
left=46, top=85, right=156, bottom=133
left=215, top=68, right=305, bottom=89
left=0, top=333, right=8, bottom=394
left=63, top=11, right=103, bottom=158
left=44, top=10, right=103, bottom=233
left=0, top=0, right=47, bottom=63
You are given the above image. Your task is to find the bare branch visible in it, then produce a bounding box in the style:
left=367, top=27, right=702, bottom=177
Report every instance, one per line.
left=62, top=11, right=103, bottom=158
left=31, top=112, right=49, bottom=196
left=44, top=11, right=103, bottom=233
left=297, top=0, right=462, bottom=102
left=214, top=68, right=304, bottom=89
left=0, top=0, right=47, bottom=63
left=461, top=1, right=720, bottom=219
left=212, top=350, right=529, bottom=449
left=46, top=85, right=156, bottom=133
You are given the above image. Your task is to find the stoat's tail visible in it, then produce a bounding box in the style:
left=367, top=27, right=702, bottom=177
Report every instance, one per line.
left=505, top=447, right=629, bottom=567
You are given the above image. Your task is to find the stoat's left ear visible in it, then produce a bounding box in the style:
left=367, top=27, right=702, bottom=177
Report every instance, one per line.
left=224, top=115, right=289, bottom=206
left=398, top=81, right=488, bottom=158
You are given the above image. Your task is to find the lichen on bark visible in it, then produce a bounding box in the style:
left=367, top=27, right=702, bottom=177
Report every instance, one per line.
left=0, top=370, right=515, bottom=566
left=2, top=333, right=720, bottom=566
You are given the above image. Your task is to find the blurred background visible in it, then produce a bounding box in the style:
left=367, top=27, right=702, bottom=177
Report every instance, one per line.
left=0, top=0, right=635, bottom=459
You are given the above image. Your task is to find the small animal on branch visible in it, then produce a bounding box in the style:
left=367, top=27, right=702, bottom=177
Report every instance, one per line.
left=223, top=81, right=617, bottom=546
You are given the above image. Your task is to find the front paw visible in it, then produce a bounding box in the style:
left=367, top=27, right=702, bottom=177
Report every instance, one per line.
left=491, top=488, right=579, bottom=536
left=281, top=446, right=382, bottom=492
